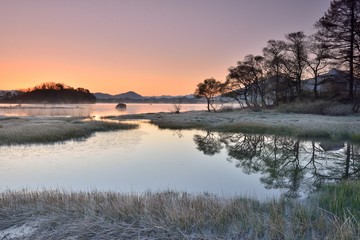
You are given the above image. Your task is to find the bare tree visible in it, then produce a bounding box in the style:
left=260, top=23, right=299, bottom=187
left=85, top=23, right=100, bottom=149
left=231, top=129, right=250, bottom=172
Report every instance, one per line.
left=172, top=98, right=183, bottom=114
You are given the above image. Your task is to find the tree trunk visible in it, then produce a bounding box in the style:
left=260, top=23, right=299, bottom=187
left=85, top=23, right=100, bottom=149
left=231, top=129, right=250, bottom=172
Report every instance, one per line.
left=349, top=0, right=355, bottom=100
left=206, top=98, right=211, bottom=112
left=314, top=75, right=319, bottom=99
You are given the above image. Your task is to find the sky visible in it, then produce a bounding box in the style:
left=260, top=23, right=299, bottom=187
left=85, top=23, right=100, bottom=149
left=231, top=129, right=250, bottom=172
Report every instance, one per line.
left=0, top=0, right=332, bottom=96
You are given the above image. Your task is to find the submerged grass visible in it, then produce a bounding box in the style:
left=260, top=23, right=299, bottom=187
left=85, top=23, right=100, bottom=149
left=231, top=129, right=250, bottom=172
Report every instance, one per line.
left=0, top=187, right=359, bottom=239
left=0, top=117, right=138, bottom=145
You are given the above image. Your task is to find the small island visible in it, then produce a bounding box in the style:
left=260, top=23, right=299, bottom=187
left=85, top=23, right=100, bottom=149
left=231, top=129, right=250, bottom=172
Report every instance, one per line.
left=0, top=82, right=96, bottom=104
left=115, top=102, right=127, bottom=109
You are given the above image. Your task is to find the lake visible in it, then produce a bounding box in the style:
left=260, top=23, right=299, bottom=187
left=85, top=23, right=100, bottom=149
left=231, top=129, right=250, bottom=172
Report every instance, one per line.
left=0, top=103, right=210, bottom=117
left=0, top=103, right=358, bottom=200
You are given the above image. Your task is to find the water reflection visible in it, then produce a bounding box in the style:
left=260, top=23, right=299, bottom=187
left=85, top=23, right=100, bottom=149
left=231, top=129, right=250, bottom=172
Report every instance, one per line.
left=1, top=119, right=357, bottom=199
left=0, top=123, right=281, bottom=199
left=193, top=132, right=360, bottom=198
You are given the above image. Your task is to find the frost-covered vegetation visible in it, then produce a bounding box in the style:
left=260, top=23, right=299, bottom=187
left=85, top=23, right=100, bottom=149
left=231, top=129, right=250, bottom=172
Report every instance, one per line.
left=0, top=182, right=359, bottom=239
left=0, top=117, right=137, bottom=145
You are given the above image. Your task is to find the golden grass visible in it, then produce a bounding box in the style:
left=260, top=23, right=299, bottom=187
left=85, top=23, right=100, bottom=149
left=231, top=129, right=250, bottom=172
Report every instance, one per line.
left=0, top=189, right=358, bottom=239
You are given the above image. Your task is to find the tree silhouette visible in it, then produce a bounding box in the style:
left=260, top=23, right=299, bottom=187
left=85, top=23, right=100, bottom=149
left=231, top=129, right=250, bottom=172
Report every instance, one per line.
left=283, top=31, right=308, bottom=98
left=3, top=82, right=96, bottom=103
left=304, top=34, right=331, bottom=98
left=194, top=78, right=223, bottom=112
left=262, top=40, right=290, bottom=105
left=225, top=55, right=267, bottom=107
left=315, top=0, right=360, bottom=100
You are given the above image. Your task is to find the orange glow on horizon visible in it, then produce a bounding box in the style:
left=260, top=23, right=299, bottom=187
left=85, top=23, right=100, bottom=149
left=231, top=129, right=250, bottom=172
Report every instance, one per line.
left=0, top=59, right=226, bottom=96
left=0, top=1, right=331, bottom=96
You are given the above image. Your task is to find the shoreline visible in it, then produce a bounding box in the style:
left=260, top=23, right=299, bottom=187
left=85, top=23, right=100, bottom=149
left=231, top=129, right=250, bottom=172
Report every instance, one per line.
left=111, top=108, right=360, bottom=142
left=0, top=116, right=137, bottom=145
left=0, top=110, right=359, bottom=238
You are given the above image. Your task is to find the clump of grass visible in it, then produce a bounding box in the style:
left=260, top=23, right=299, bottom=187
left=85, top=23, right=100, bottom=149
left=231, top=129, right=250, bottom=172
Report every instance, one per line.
left=218, top=105, right=236, bottom=112
left=351, top=134, right=360, bottom=143
left=0, top=117, right=138, bottom=145
left=0, top=189, right=358, bottom=239
left=317, top=181, right=360, bottom=220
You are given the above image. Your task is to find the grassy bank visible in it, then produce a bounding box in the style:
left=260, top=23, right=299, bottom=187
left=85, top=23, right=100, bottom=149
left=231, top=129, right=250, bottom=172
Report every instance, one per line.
left=0, top=182, right=359, bottom=239
left=111, top=109, right=360, bottom=143
left=0, top=117, right=138, bottom=145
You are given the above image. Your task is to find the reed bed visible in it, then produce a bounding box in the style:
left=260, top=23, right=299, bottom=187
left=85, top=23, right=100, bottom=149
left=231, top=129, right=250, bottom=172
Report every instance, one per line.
left=0, top=184, right=358, bottom=239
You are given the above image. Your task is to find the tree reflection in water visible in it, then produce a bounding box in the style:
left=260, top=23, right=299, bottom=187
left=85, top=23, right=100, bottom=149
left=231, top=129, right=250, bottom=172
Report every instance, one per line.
left=193, top=131, right=360, bottom=198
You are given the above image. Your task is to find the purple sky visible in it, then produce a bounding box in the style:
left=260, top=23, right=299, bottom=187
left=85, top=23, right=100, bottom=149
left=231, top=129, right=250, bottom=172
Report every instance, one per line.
left=0, top=0, right=332, bottom=95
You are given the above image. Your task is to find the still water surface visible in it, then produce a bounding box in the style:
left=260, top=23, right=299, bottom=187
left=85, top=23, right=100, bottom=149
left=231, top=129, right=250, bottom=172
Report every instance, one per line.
left=0, top=122, right=281, bottom=199
left=0, top=103, right=208, bottom=117
left=0, top=103, right=358, bottom=199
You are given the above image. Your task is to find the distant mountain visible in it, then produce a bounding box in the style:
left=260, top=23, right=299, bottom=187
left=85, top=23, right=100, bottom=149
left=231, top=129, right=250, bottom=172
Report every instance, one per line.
left=149, top=94, right=196, bottom=100
left=94, top=91, right=201, bottom=103
left=94, top=91, right=144, bottom=100
left=114, top=91, right=144, bottom=100
left=93, top=92, right=114, bottom=99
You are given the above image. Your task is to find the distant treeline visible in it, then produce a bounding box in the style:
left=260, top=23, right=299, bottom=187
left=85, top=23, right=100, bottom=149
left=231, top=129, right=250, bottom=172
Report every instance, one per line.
left=1, top=82, right=96, bottom=104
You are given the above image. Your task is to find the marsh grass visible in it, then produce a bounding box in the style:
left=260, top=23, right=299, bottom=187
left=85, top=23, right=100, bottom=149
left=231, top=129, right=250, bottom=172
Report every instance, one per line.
left=0, top=117, right=138, bottom=145
left=0, top=189, right=358, bottom=239
left=317, top=181, right=360, bottom=221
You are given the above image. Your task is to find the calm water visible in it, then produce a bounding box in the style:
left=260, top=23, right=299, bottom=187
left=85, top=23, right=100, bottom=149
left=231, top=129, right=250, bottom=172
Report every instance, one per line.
left=0, top=103, right=209, bottom=117
left=0, top=122, right=281, bottom=199
left=0, top=104, right=358, bottom=199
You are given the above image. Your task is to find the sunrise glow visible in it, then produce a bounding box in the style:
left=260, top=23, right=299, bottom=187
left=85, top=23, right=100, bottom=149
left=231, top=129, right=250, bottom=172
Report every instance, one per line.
left=0, top=0, right=331, bottom=95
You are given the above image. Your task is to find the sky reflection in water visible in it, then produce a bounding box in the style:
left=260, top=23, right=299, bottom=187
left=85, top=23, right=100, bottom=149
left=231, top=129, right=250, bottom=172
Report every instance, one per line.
left=0, top=103, right=208, bottom=118
left=0, top=122, right=281, bottom=200
left=0, top=103, right=358, bottom=199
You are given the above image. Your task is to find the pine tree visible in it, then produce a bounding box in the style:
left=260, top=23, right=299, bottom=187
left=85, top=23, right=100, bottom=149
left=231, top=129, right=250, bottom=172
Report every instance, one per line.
left=315, top=0, right=360, bottom=99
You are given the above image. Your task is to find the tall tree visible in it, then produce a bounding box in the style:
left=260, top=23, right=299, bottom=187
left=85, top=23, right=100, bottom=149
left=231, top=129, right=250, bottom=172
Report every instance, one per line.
left=315, top=0, right=360, bottom=99
left=305, top=34, right=331, bottom=98
left=194, top=78, right=223, bottom=112
left=263, top=40, right=287, bottom=105
left=225, top=54, right=266, bottom=107
left=283, top=31, right=308, bottom=98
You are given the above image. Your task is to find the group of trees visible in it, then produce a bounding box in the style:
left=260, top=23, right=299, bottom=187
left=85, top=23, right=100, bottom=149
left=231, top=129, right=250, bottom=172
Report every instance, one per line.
left=2, top=82, right=96, bottom=104
left=195, top=0, right=360, bottom=111
left=28, top=82, right=91, bottom=94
